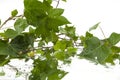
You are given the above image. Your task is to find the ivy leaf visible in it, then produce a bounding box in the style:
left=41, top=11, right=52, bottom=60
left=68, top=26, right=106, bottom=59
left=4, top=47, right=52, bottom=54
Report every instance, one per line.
left=4, top=29, right=18, bottom=38
left=54, top=50, right=65, bottom=60
left=89, top=22, right=100, bottom=31
left=0, top=55, right=9, bottom=66
left=11, top=9, right=18, bottom=17
left=35, top=16, right=70, bottom=39
left=35, top=18, right=49, bottom=37
left=111, top=46, right=120, bottom=53
left=65, top=26, right=77, bottom=40
left=10, top=34, right=32, bottom=54
left=45, top=32, right=58, bottom=43
left=14, top=18, right=28, bottom=34
left=108, top=32, right=120, bottom=45
left=79, top=37, right=101, bottom=62
left=93, top=45, right=112, bottom=64
left=24, top=0, right=51, bottom=26
left=48, top=70, right=67, bottom=80
left=54, top=40, right=66, bottom=50
left=79, top=34, right=114, bottom=64
left=47, top=16, right=70, bottom=32
left=55, top=16, right=70, bottom=24
left=67, top=47, right=77, bottom=57
left=48, top=8, right=64, bottom=17
left=0, top=40, right=17, bottom=56
left=85, top=37, right=100, bottom=49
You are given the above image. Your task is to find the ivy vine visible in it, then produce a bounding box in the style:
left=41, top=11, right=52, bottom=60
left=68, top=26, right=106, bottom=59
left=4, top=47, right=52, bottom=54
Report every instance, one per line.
left=0, top=0, right=120, bottom=80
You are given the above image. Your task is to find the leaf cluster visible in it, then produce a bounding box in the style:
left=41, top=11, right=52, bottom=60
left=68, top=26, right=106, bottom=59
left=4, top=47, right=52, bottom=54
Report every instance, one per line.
left=0, top=0, right=120, bottom=79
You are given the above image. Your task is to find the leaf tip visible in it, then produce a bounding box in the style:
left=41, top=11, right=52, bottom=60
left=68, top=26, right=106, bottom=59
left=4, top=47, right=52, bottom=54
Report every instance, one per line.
left=89, top=22, right=101, bottom=31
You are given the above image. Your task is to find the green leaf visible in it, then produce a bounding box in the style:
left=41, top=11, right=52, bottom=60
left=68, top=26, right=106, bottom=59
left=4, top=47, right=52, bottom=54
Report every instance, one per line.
left=105, top=53, right=119, bottom=65
left=48, top=16, right=70, bottom=27
left=111, top=46, right=120, bottom=53
left=54, top=40, right=67, bottom=50
left=47, top=16, right=70, bottom=32
left=45, top=32, right=58, bottom=43
left=4, top=29, right=18, bottom=38
left=48, top=70, right=67, bottom=80
left=67, top=47, right=77, bottom=56
left=10, top=33, right=34, bottom=54
left=54, top=50, right=65, bottom=60
left=65, top=25, right=77, bottom=40
left=79, top=34, right=114, bottom=64
left=85, top=31, right=93, bottom=39
left=11, top=9, right=18, bottom=17
left=85, top=37, right=100, bottom=49
left=35, top=18, right=49, bottom=37
left=35, top=16, right=70, bottom=39
left=0, top=40, right=17, bottom=56
left=93, top=45, right=112, bottom=63
left=89, top=22, right=100, bottom=31
left=108, top=32, right=120, bottom=45
left=24, top=0, right=52, bottom=26
left=14, top=18, right=28, bottom=34
left=55, top=16, right=70, bottom=24
left=48, top=8, right=64, bottom=17
left=0, top=55, right=10, bottom=66
left=29, top=58, right=67, bottom=80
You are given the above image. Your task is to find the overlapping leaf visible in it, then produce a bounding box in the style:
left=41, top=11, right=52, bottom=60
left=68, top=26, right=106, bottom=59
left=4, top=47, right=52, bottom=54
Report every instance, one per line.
left=4, top=29, right=18, bottom=38
left=108, top=32, right=120, bottom=45
left=14, top=18, right=28, bottom=34
left=0, top=40, right=17, bottom=56
left=79, top=31, right=120, bottom=65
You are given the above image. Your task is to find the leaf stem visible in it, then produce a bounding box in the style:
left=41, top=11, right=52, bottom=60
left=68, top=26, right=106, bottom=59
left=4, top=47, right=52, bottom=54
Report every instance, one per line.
left=99, top=26, right=106, bottom=39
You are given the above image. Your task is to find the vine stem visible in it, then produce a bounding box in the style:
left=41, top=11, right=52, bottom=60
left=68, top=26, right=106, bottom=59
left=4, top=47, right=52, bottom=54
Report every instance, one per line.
left=0, top=17, right=12, bottom=29
left=56, top=0, right=60, bottom=8
left=0, top=15, right=23, bottom=30
left=99, top=26, right=106, bottom=39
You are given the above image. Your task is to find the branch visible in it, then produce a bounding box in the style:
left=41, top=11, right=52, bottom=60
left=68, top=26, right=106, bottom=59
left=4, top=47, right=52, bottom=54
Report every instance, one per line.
left=0, top=17, right=12, bottom=29
left=0, top=15, right=23, bottom=30
left=56, top=0, right=60, bottom=8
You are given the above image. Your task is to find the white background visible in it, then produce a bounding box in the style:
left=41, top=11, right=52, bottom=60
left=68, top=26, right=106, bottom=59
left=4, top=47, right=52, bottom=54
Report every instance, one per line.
left=1, top=0, right=120, bottom=80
